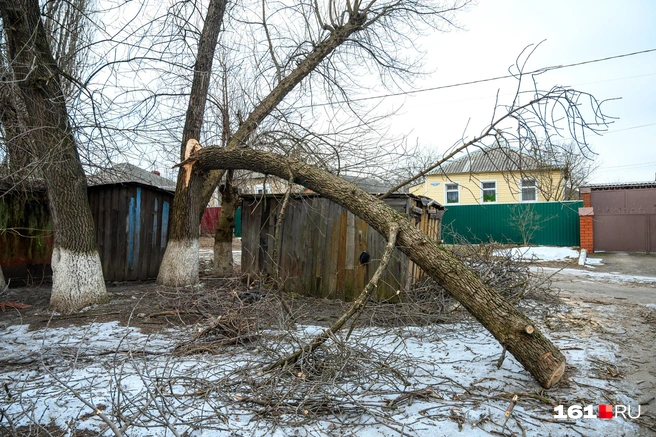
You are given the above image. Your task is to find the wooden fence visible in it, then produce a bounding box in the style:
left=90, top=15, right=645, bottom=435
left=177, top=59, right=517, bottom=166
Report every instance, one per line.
left=241, top=193, right=444, bottom=301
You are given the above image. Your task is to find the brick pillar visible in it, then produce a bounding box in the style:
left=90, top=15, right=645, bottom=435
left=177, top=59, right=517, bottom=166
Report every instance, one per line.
left=579, top=187, right=593, bottom=252
left=578, top=207, right=594, bottom=253
left=580, top=187, right=592, bottom=208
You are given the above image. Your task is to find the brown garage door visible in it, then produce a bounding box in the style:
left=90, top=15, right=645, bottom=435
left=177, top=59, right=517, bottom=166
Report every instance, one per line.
left=591, top=186, right=656, bottom=253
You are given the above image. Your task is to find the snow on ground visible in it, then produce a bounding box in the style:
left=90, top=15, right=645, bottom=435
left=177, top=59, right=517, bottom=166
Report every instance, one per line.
left=495, top=246, right=581, bottom=263
left=0, top=317, right=644, bottom=436
left=198, top=249, right=242, bottom=265
left=539, top=267, right=656, bottom=286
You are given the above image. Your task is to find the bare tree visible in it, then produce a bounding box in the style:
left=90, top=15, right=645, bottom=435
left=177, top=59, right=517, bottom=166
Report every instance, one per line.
left=530, top=141, right=598, bottom=201
left=156, top=0, right=229, bottom=286
left=159, top=0, right=471, bottom=286
left=0, top=0, right=106, bottom=313
left=179, top=145, right=568, bottom=388
left=42, top=0, right=93, bottom=102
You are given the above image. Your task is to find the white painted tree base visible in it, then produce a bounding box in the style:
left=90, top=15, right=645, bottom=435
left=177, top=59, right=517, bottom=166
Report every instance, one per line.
left=50, top=247, right=108, bottom=314
left=157, top=239, right=199, bottom=287
left=213, top=242, right=233, bottom=277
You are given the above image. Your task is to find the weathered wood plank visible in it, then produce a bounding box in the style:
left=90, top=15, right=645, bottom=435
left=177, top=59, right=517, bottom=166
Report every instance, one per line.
left=239, top=194, right=444, bottom=301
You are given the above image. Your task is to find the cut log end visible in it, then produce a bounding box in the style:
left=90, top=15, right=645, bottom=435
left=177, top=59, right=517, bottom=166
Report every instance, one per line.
left=544, top=360, right=566, bottom=389
left=524, top=325, right=534, bottom=335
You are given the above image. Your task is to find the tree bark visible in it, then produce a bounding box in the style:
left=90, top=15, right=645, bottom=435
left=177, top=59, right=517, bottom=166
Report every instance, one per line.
left=0, top=0, right=107, bottom=313
left=0, top=265, right=6, bottom=291
left=159, top=8, right=367, bottom=286
left=183, top=146, right=567, bottom=389
left=213, top=171, right=239, bottom=277
left=157, top=0, right=229, bottom=286
left=0, top=50, right=35, bottom=179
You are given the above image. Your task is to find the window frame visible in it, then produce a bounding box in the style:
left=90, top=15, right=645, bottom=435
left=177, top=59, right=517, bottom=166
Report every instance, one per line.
left=520, top=177, right=538, bottom=202
left=444, top=182, right=460, bottom=204
left=481, top=180, right=497, bottom=203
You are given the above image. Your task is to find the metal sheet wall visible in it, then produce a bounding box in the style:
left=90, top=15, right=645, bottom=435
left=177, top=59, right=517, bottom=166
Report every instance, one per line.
left=0, top=190, right=54, bottom=281
left=591, top=187, right=656, bottom=253
left=441, top=201, right=583, bottom=246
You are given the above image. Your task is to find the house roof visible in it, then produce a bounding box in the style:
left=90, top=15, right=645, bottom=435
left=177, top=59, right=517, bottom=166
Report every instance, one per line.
left=582, top=181, right=656, bottom=190
left=88, top=163, right=177, bottom=192
left=429, top=146, right=556, bottom=175
left=340, top=174, right=401, bottom=194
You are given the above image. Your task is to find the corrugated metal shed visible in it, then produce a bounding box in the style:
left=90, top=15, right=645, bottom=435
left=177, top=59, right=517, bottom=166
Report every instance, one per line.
left=1, top=165, right=175, bottom=283
left=430, top=146, right=556, bottom=175
left=0, top=184, right=53, bottom=282
left=241, top=193, right=444, bottom=301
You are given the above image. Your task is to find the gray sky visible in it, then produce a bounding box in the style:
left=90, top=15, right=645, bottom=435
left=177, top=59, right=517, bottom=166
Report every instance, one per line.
left=376, top=0, right=656, bottom=183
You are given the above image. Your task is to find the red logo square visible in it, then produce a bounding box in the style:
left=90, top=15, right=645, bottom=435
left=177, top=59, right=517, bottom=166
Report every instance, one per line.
left=599, top=404, right=613, bottom=419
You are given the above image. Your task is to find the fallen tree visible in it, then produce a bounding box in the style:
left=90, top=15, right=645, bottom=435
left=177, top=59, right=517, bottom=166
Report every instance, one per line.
left=178, top=145, right=566, bottom=389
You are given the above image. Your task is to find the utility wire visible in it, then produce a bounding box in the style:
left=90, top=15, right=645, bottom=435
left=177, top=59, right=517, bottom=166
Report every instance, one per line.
left=604, top=122, right=656, bottom=134
left=599, top=160, right=656, bottom=170
left=302, top=47, right=656, bottom=108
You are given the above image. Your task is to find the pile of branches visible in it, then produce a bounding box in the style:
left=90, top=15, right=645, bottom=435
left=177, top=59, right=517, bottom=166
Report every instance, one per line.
left=174, top=310, right=259, bottom=355
left=402, top=234, right=559, bottom=320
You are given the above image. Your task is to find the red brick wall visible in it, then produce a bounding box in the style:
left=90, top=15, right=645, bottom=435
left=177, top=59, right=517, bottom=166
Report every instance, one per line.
left=580, top=192, right=591, bottom=208
left=579, top=215, right=594, bottom=253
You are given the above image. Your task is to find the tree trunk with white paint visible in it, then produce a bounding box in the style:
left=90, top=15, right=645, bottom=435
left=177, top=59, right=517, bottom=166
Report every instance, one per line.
left=0, top=0, right=107, bottom=314
left=157, top=0, right=228, bottom=287
left=214, top=172, right=239, bottom=277
left=159, top=6, right=367, bottom=286
left=50, top=248, right=107, bottom=311
left=157, top=239, right=200, bottom=287
left=183, top=146, right=567, bottom=389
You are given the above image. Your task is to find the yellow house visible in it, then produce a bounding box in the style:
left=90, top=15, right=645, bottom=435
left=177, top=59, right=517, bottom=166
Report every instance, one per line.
left=410, top=147, right=565, bottom=205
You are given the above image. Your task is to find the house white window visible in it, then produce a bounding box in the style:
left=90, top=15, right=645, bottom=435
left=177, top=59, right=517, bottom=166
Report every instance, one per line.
left=445, top=183, right=459, bottom=204
left=481, top=181, right=497, bottom=203
left=520, top=178, right=538, bottom=202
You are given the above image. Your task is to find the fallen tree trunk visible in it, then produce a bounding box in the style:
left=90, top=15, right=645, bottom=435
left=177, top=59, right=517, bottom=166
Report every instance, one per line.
left=181, top=146, right=567, bottom=389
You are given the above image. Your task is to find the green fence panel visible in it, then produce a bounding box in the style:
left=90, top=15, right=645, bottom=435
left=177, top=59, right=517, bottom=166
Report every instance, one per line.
left=234, top=206, right=242, bottom=238
left=441, top=201, right=582, bottom=246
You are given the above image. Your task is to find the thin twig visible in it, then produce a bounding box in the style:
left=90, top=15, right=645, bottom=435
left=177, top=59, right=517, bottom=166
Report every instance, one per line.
left=264, top=224, right=399, bottom=371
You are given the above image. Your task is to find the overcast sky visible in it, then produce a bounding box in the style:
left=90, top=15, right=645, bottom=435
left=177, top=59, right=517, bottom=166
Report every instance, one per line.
left=375, top=0, right=656, bottom=184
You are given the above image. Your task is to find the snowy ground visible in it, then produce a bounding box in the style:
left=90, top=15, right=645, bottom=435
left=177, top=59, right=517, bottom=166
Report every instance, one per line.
left=1, top=246, right=653, bottom=436
left=494, top=246, right=605, bottom=265
left=1, top=305, right=651, bottom=436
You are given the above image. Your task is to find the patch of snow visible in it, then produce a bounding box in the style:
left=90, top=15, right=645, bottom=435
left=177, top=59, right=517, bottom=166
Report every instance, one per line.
left=496, top=246, right=580, bottom=262
left=0, top=319, right=644, bottom=437
left=198, top=249, right=242, bottom=266
left=496, top=247, right=609, bottom=267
